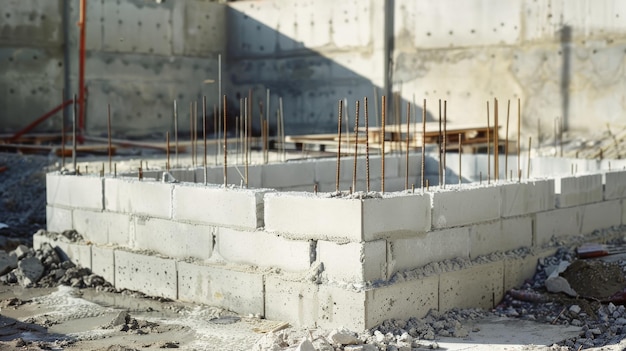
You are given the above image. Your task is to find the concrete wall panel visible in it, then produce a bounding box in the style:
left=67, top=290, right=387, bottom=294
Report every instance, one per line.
left=604, top=170, right=626, bottom=200
left=114, top=250, right=177, bottom=299
left=47, top=174, right=103, bottom=210
left=91, top=245, right=115, bottom=284
left=501, top=180, right=555, bottom=218
left=317, top=240, right=386, bottom=283
left=104, top=178, right=172, bottom=219
left=439, top=261, right=504, bottom=311
left=133, top=217, right=213, bottom=260
left=555, top=174, right=603, bottom=208
left=431, top=186, right=500, bottom=229
left=73, top=209, right=131, bottom=246
left=535, top=207, right=582, bottom=246
left=264, top=276, right=318, bottom=326
left=46, top=205, right=72, bottom=233
left=363, top=193, right=431, bottom=240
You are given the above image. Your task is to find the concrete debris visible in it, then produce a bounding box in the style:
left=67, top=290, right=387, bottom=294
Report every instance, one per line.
left=11, top=244, right=30, bottom=260
left=327, top=329, right=359, bottom=345
left=0, top=251, right=18, bottom=275
left=16, top=256, right=44, bottom=287
left=294, top=339, right=315, bottom=351
left=545, top=276, right=577, bottom=296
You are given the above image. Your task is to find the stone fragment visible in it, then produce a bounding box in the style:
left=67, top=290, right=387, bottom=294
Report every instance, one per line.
left=0, top=251, right=17, bottom=276
left=16, top=257, right=44, bottom=287
left=10, top=245, right=30, bottom=260
left=295, top=339, right=314, bottom=351
left=328, top=328, right=359, bottom=345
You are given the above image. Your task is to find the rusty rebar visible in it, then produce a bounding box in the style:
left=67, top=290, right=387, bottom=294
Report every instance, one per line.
left=194, top=101, right=198, bottom=166
left=114, top=163, right=117, bottom=177
left=61, top=90, right=66, bottom=168
left=421, top=99, right=426, bottom=190
left=174, top=100, right=179, bottom=167
left=203, top=96, right=208, bottom=184
left=353, top=100, right=360, bottom=192
left=244, top=97, right=249, bottom=187
left=214, top=104, right=218, bottom=165
left=405, top=101, right=411, bottom=190
left=486, top=100, right=490, bottom=184
left=443, top=100, right=447, bottom=188
left=505, top=99, right=510, bottom=180
left=72, top=94, right=77, bottom=172
left=223, top=95, right=227, bottom=187
left=107, top=104, right=112, bottom=173
left=527, top=136, right=532, bottom=179
left=138, top=165, right=143, bottom=180
left=190, top=102, right=194, bottom=167
left=517, top=98, right=521, bottom=182
left=381, top=96, right=386, bottom=193
left=336, top=100, right=343, bottom=193
left=438, top=99, right=442, bottom=185
left=166, top=131, right=170, bottom=172
left=494, top=98, right=499, bottom=181
left=458, top=133, right=462, bottom=185
left=365, top=97, right=370, bottom=192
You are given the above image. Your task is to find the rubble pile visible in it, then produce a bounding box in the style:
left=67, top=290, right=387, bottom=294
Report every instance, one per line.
left=0, top=230, right=113, bottom=291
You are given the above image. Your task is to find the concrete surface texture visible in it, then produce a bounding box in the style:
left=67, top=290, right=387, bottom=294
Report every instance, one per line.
left=4, top=0, right=626, bottom=137
left=41, top=153, right=626, bottom=330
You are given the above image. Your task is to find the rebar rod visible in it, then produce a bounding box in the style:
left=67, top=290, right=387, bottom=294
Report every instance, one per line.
left=174, top=100, right=179, bottom=167
left=486, top=101, right=490, bottom=184
left=505, top=99, right=510, bottom=180
left=336, top=100, right=343, bottom=193
left=107, top=104, right=112, bottom=173
left=421, top=99, right=426, bottom=190
left=203, top=96, right=208, bottom=184
left=405, top=101, right=410, bottom=190
left=381, top=96, right=386, bottom=193
left=72, top=94, right=77, bottom=172
left=353, top=100, right=360, bottom=192
left=365, top=97, right=370, bottom=192
left=223, top=95, right=228, bottom=187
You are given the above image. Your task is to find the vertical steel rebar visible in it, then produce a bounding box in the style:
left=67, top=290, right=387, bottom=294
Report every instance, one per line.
left=353, top=100, right=360, bottom=192
left=336, top=100, right=343, bottom=193
left=107, top=104, right=112, bottom=173
left=223, top=95, right=227, bottom=187
left=61, top=91, right=66, bottom=168
left=279, top=97, right=285, bottom=162
left=214, top=104, right=218, bottom=165
left=505, top=99, right=510, bottom=180
left=166, top=132, right=170, bottom=172
left=527, top=136, right=532, bottom=179
left=494, top=98, right=499, bottom=181
left=459, top=133, right=462, bottom=185
left=244, top=97, right=249, bottom=187
left=405, top=101, right=410, bottom=190
left=72, top=94, right=77, bottom=172
left=189, top=102, right=194, bottom=167
left=443, top=100, right=447, bottom=188
left=381, top=96, right=386, bottom=193
left=438, top=99, right=442, bottom=186
left=174, top=100, right=179, bottom=167
left=365, top=97, right=370, bottom=192
left=203, top=96, right=208, bottom=184
left=218, top=54, right=222, bottom=166
left=486, top=101, right=490, bottom=184
left=421, top=99, right=426, bottom=190
left=517, top=98, right=521, bottom=181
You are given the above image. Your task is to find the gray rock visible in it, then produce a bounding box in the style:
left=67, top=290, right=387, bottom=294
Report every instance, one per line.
left=0, top=251, right=18, bottom=276
left=295, top=339, right=315, bottom=351
left=16, top=256, right=44, bottom=287
left=10, top=245, right=30, bottom=260
left=328, top=329, right=359, bottom=345
left=569, top=305, right=581, bottom=314
left=545, top=276, right=577, bottom=296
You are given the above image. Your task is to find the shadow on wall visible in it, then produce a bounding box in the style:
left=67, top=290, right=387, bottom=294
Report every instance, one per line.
left=224, top=5, right=435, bottom=136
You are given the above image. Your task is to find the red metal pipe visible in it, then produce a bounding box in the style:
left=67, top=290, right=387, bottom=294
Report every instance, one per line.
left=8, top=100, right=75, bottom=142
left=78, top=0, right=86, bottom=139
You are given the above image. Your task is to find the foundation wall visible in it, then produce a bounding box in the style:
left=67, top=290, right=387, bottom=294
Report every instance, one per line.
left=42, top=156, right=626, bottom=330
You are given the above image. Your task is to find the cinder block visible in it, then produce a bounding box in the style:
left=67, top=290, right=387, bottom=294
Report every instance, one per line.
left=317, top=240, right=386, bottom=283
left=504, top=253, right=540, bottom=292
left=264, top=193, right=362, bottom=241
left=365, top=275, right=439, bottom=328
left=177, top=261, right=264, bottom=316
left=318, top=285, right=366, bottom=330
left=264, top=275, right=319, bottom=326
left=114, top=250, right=177, bottom=299
left=46, top=173, right=103, bottom=210
left=470, top=217, right=532, bottom=258
left=555, top=174, right=602, bottom=208
left=73, top=209, right=131, bottom=246
left=580, top=200, right=622, bottom=235
left=198, top=165, right=263, bottom=188
left=389, top=227, right=470, bottom=275
left=91, top=245, right=115, bottom=284
left=104, top=178, right=172, bottom=218
left=362, top=193, right=432, bottom=240
left=263, top=161, right=316, bottom=189
left=46, top=205, right=72, bottom=233
left=500, top=179, right=555, bottom=217
left=173, top=184, right=268, bottom=229
left=439, top=261, right=504, bottom=310
left=534, top=207, right=581, bottom=246
left=431, top=186, right=500, bottom=229
left=216, top=228, right=311, bottom=272
left=604, top=171, right=626, bottom=200
left=133, top=217, right=213, bottom=260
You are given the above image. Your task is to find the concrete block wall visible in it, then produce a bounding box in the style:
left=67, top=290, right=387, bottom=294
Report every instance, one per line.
left=44, top=156, right=626, bottom=330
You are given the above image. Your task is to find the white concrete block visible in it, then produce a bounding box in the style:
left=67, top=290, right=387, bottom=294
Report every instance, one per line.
left=362, top=193, right=431, bottom=240
left=431, top=186, right=500, bottom=229
left=439, top=261, right=504, bottom=310
left=580, top=200, right=622, bottom=235
left=46, top=173, right=103, bottom=210
left=318, top=285, right=366, bottom=330
left=470, top=217, right=532, bottom=258
left=263, top=161, right=316, bottom=189
left=264, top=276, right=318, bottom=326
left=73, top=209, right=131, bottom=246
left=555, top=174, right=603, bottom=208
left=264, top=192, right=362, bottom=241
left=173, top=184, right=268, bottom=229
left=198, top=165, right=262, bottom=188
left=534, top=207, right=582, bottom=246
left=216, top=228, right=311, bottom=272
left=46, top=205, right=72, bottom=233
left=177, top=261, right=264, bottom=316
left=317, top=240, right=386, bottom=283
left=133, top=217, right=214, bottom=260
left=114, top=250, right=177, bottom=299
left=389, top=227, right=470, bottom=275
left=104, top=178, right=172, bottom=218
left=604, top=171, right=626, bottom=200
left=500, top=179, right=555, bottom=218
left=365, top=275, right=439, bottom=327
left=503, top=251, right=554, bottom=292
left=91, top=245, right=115, bottom=284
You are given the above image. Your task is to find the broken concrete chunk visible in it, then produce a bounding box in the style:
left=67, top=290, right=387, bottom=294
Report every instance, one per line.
left=328, top=328, right=360, bottom=345
left=295, top=339, right=315, bottom=351
left=0, top=251, right=18, bottom=276
left=10, top=245, right=30, bottom=260
left=16, top=256, right=44, bottom=287
left=545, top=276, right=577, bottom=297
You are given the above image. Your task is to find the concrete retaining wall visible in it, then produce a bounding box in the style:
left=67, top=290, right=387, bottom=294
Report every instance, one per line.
left=42, top=156, right=626, bottom=330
